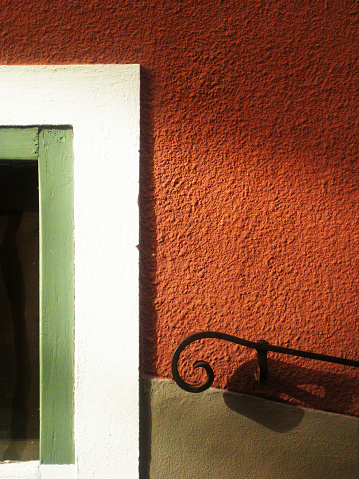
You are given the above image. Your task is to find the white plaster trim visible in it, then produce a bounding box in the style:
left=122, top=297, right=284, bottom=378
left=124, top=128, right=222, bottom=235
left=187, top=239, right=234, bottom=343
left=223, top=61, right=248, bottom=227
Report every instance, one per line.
left=40, top=464, right=76, bottom=479
left=0, top=65, right=140, bottom=479
left=0, top=461, right=39, bottom=479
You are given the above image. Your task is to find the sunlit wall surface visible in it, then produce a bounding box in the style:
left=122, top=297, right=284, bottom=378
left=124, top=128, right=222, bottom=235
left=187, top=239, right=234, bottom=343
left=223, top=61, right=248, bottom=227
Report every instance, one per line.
left=0, top=0, right=358, bottom=416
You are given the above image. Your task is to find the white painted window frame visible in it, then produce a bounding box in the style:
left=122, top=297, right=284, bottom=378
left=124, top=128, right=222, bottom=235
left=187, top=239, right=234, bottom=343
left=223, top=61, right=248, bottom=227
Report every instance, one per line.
left=0, top=65, right=140, bottom=479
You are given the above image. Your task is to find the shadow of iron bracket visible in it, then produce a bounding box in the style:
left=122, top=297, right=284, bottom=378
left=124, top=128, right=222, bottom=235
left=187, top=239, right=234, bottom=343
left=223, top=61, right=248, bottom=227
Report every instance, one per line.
left=171, top=331, right=359, bottom=393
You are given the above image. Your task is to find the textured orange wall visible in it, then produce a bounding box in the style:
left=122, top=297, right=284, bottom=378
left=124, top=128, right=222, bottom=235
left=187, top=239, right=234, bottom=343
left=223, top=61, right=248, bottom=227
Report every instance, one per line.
left=1, top=0, right=358, bottom=416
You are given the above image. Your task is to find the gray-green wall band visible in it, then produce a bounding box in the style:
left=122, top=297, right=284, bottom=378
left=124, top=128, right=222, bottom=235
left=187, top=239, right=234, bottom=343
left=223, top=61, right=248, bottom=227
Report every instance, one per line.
left=140, top=378, right=359, bottom=479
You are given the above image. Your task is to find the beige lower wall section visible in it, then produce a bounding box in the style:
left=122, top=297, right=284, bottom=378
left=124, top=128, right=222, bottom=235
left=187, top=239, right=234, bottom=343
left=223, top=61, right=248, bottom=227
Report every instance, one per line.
left=140, top=378, right=359, bottom=479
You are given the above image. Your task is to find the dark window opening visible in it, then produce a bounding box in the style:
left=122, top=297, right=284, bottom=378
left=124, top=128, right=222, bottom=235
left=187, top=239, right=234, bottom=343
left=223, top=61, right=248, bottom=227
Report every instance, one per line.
left=0, top=162, right=39, bottom=461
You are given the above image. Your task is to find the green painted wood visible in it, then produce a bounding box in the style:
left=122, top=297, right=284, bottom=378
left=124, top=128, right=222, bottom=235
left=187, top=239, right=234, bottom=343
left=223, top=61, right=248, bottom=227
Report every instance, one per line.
left=39, top=128, right=75, bottom=465
left=0, top=128, right=39, bottom=160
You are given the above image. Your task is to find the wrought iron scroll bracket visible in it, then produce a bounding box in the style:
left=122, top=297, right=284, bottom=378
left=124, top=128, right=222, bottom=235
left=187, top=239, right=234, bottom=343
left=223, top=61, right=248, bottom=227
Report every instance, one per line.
left=171, top=331, right=359, bottom=393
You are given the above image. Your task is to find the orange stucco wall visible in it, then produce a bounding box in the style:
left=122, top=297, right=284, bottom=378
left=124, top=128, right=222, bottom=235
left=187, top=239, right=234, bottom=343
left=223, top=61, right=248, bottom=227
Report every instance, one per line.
left=1, top=0, right=358, bottom=416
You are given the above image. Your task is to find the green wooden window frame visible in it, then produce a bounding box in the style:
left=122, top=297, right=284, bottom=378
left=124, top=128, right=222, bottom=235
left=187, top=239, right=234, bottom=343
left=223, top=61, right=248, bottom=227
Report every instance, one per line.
left=0, top=127, right=75, bottom=465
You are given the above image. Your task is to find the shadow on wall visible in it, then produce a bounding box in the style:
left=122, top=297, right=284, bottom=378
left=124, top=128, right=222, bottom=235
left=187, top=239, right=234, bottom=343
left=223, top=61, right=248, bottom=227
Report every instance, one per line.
left=139, top=66, right=158, bottom=377
left=225, top=358, right=359, bottom=418
left=139, top=66, right=156, bottom=479
left=223, top=389, right=305, bottom=433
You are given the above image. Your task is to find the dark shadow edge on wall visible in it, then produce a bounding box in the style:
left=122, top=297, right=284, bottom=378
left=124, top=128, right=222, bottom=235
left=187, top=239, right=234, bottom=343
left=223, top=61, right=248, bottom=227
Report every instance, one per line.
left=139, top=66, right=156, bottom=479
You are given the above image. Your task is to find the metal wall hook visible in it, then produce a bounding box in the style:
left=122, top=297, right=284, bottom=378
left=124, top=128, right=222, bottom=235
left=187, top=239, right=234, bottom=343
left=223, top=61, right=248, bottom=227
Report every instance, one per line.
left=254, top=340, right=268, bottom=382
left=171, top=331, right=359, bottom=393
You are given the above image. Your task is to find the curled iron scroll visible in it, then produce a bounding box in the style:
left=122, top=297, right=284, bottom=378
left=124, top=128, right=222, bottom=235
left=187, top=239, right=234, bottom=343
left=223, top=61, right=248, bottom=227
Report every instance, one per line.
left=171, top=331, right=267, bottom=393
left=171, top=331, right=359, bottom=393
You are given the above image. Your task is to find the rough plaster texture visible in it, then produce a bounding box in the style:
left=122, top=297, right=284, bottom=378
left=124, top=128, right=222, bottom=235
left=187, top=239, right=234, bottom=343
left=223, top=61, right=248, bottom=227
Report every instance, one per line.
left=0, top=1, right=358, bottom=416
left=141, top=378, right=359, bottom=479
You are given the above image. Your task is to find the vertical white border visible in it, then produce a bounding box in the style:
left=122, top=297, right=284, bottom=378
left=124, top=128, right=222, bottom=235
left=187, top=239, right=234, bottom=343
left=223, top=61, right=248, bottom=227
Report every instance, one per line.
left=0, top=65, right=140, bottom=479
